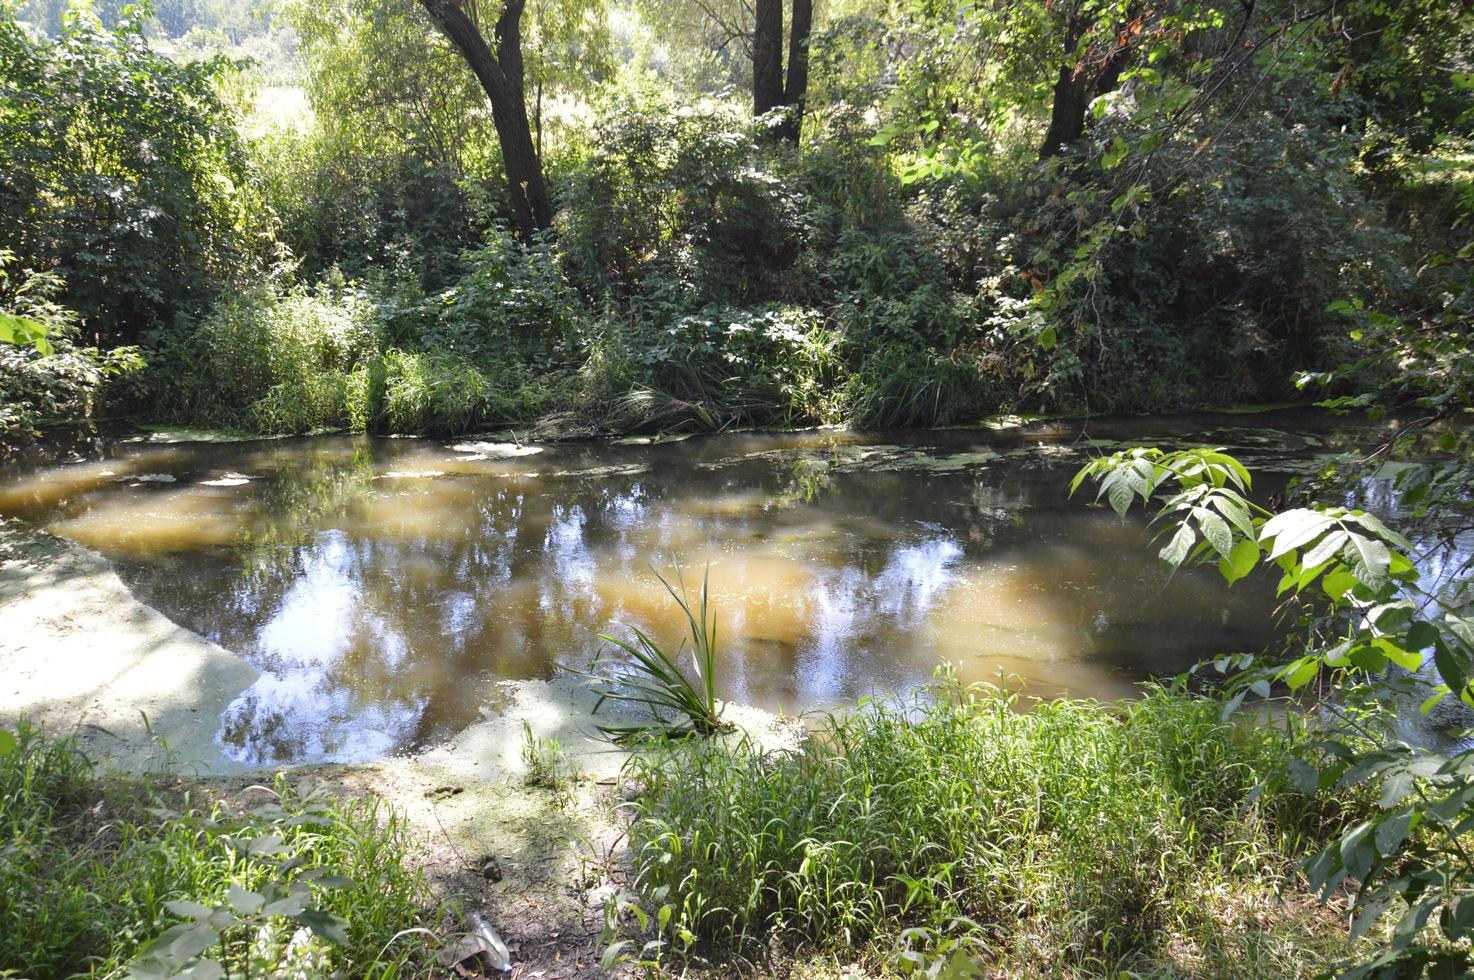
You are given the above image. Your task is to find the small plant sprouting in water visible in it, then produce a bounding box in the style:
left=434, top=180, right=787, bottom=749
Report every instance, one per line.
left=520, top=721, right=573, bottom=791
left=576, top=564, right=730, bottom=743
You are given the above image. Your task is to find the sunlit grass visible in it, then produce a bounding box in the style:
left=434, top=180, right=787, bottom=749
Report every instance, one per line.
left=0, top=721, right=441, bottom=979
left=619, top=675, right=1369, bottom=975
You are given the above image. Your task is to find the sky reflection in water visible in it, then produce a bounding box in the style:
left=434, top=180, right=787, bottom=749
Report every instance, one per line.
left=0, top=414, right=1405, bottom=764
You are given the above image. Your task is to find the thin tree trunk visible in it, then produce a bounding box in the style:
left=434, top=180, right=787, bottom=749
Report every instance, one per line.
left=752, top=0, right=784, bottom=117
left=777, top=0, right=812, bottom=143
left=1040, top=66, right=1091, bottom=158
left=417, top=0, right=553, bottom=235
left=1038, top=3, right=1137, bottom=160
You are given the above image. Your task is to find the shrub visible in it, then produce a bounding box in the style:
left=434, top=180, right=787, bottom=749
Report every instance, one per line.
left=141, top=279, right=379, bottom=433
left=560, top=95, right=804, bottom=308
left=0, top=5, right=264, bottom=343
left=0, top=259, right=141, bottom=451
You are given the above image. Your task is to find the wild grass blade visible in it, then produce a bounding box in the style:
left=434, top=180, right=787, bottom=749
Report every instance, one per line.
left=572, top=563, right=729, bottom=743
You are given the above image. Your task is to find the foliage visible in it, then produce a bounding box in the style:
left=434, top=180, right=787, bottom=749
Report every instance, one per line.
left=576, top=566, right=729, bottom=742
left=560, top=94, right=804, bottom=306
left=0, top=256, right=142, bottom=450
left=614, top=673, right=1360, bottom=973
left=0, top=720, right=439, bottom=979
left=275, top=0, right=493, bottom=284
left=140, top=279, right=378, bottom=433
left=0, top=2, right=264, bottom=342
left=1073, top=438, right=1474, bottom=976
left=520, top=720, right=577, bottom=796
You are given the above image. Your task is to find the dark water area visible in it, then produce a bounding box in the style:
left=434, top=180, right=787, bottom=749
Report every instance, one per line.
left=0, top=411, right=1407, bottom=764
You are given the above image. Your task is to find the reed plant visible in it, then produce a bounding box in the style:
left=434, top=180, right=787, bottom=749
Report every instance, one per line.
left=578, top=566, right=729, bottom=743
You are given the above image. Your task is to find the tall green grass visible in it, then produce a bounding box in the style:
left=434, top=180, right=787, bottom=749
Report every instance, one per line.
left=620, top=677, right=1367, bottom=975
left=0, top=721, right=440, bottom=979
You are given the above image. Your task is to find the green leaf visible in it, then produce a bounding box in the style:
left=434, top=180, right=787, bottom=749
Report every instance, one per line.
left=1195, top=508, right=1232, bottom=559
left=227, top=885, right=263, bottom=915
left=164, top=901, right=212, bottom=921
left=1288, top=758, right=1319, bottom=793
left=0, top=729, right=16, bottom=757
left=166, top=922, right=217, bottom=962
left=1343, top=530, right=1392, bottom=592
left=1420, top=687, right=1450, bottom=714
left=1302, top=529, right=1349, bottom=570
left=0, top=310, right=52, bottom=354
left=1283, top=658, right=1319, bottom=691
left=1218, top=538, right=1259, bottom=586
left=1102, top=136, right=1129, bottom=169
left=1374, top=811, right=1413, bottom=854
left=294, top=909, right=349, bottom=945
left=1262, top=509, right=1334, bottom=560
left=601, top=940, right=630, bottom=971
left=1158, top=521, right=1196, bottom=571
left=1323, top=567, right=1359, bottom=601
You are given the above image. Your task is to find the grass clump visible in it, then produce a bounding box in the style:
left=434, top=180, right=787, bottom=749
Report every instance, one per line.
left=621, top=677, right=1367, bottom=976
left=578, top=567, right=730, bottom=743
left=0, top=720, right=440, bottom=979
left=520, top=721, right=578, bottom=802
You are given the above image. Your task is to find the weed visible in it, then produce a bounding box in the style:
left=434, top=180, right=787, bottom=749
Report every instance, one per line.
left=575, top=566, right=730, bottom=743
left=618, top=674, right=1366, bottom=974
left=0, top=720, right=441, bottom=979
left=520, top=721, right=576, bottom=794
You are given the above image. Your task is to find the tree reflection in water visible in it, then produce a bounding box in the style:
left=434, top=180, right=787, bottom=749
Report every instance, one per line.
left=1, top=415, right=1405, bottom=764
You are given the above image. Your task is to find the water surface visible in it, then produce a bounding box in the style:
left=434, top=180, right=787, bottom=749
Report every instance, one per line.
left=0, top=412, right=1398, bottom=764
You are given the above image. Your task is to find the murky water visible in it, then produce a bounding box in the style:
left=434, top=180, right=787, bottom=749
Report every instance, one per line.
left=0, top=413, right=1403, bottom=764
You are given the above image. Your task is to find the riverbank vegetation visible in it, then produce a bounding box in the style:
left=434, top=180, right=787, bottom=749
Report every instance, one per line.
left=0, top=722, right=440, bottom=979
left=616, top=680, right=1370, bottom=976
left=1, top=0, right=1469, bottom=448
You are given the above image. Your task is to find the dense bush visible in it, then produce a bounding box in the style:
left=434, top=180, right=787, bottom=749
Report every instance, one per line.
left=0, top=258, right=141, bottom=451
left=0, top=6, right=263, bottom=343
left=2, top=0, right=1464, bottom=442
left=137, top=268, right=563, bottom=436
left=140, top=279, right=379, bottom=432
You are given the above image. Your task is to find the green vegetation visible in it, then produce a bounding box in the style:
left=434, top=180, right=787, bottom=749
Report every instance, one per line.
left=0, top=0, right=1467, bottom=444
left=2, top=0, right=1474, bottom=975
left=613, top=678, right=1365, bottom=975
left=0, top=721, right=439, bottom=978
left=580, top=567, right=730, bottom=742
left=521, top=720, right=577, bottom=794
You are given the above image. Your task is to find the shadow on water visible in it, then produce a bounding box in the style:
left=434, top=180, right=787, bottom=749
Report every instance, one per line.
left=0, top=410, right=1416, bottom=765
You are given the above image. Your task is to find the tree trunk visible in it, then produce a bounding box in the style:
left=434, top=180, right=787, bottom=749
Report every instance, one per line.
left=417, top=0, right=553, bottom=236
left=1037, top=4, right=1137, bottom=160
left=1039, top=66, right=1089, bottom=158
left=777, top=0, right=812, bottom=143
left=753, top=0, right=784, bottom=117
